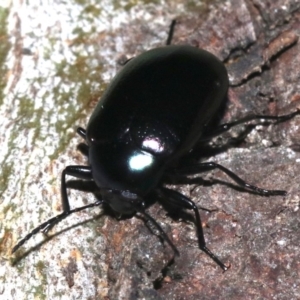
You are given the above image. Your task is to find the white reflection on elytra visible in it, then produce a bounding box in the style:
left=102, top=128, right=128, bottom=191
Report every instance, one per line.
left=128, top=152, right=153, bottom=171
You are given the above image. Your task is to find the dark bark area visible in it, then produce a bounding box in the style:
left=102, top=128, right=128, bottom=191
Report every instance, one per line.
left=106, top=1, right=300, bottom=299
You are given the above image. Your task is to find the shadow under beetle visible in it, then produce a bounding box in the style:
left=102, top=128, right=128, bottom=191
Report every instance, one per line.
left=13, top=21, right=300, bottom=271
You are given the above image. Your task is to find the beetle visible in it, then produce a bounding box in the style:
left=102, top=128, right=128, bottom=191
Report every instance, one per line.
left=12, top=21, right=299, bottom=271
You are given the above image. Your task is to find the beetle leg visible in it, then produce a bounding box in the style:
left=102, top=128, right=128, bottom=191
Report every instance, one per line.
left=119, top=19, right=176, bottom=67
left=160, top=187, right=229, bottom=271
left=42, top=165, right=94, bottom=231
left=12, top=165, right=99, bottom=253
left=119, top=57, right=134, bottom=66
left=166, top=19, right=176, bottom=45
left=61, top=166, right=93, bottom=211
left=177, top=162, right=287, bottom=196
left=77, top=127, right=86, bottom=140
left=77, top=143, right=89, bottom=157
left=201, top=109, right=300, bottom=141
left=137, top=209, right=180, bottom=257
left=12, top=200, right=103, bottom=254
left=76, top=128, right=89, bottom=156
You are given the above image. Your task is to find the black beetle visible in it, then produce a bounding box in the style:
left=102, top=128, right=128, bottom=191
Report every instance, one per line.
left=13, top=21, right=299, bottom=271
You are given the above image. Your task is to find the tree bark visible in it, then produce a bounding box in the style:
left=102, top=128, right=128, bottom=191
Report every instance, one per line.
left=1, top=0, right=300, bottom=299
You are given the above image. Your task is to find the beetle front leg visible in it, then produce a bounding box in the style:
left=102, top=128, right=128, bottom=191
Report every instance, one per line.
left=41, top=165, right=94, bottom=233
left=60, top=166, right=93, bottom=212
left=12, top=199, right=103, bottom=253
left=12, top=165, right=101, bottom=253
left=160, top=187, right=229, bottom=271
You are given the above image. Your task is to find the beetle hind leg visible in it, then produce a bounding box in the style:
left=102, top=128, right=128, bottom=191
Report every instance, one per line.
left=166, top=19, right=176, bottom=45
left=201, top=109, right=300, bottom=141
left=174, top=162, right=287, bottom=196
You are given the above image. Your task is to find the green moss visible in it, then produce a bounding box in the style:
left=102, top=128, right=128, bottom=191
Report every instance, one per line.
left=1, top=203, right=17, bottom=216
left=83, top=4, right=102, bottom=19
left=33, top=285, right=47, bottom=300
left=0, top=162, right=13, bottom=197
left=49, top=55, right=106, bottom=160
left=13, top=256, right=25, bottom=272
left=36, top=260, right=48, bottom=285
left=0, top=7, right=10, bottom=106
left=112, top=0, right=161, bottom=11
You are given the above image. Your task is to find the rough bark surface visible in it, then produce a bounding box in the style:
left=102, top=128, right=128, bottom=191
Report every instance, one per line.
left=1, top=0, right=300, bottom=300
